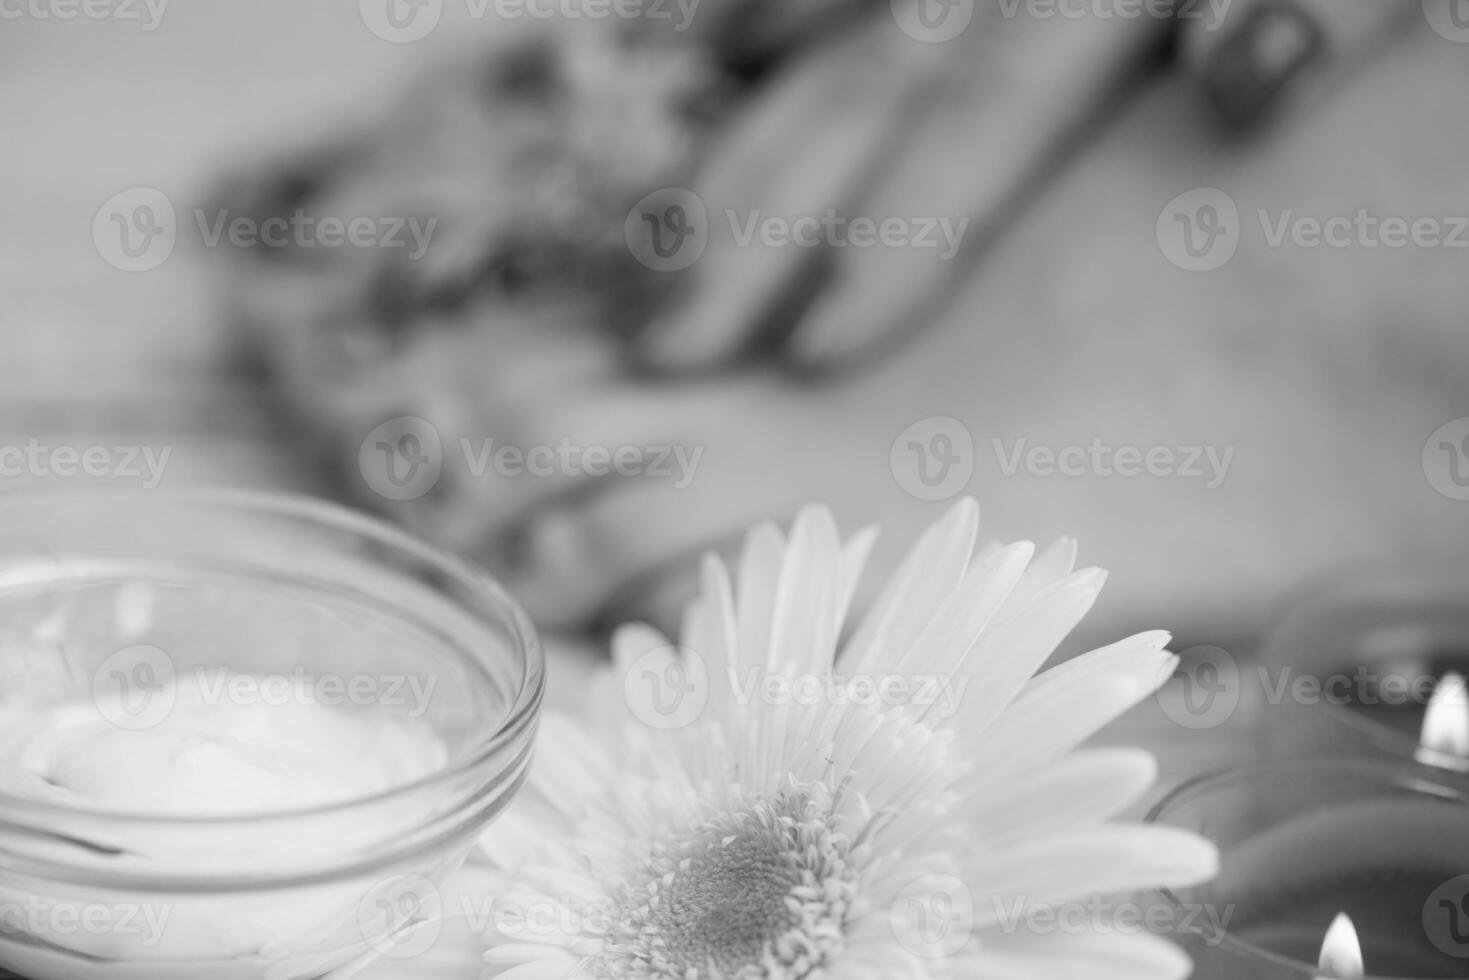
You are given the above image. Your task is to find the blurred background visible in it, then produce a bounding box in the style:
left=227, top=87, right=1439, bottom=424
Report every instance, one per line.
left=4, top=0, right=1469, bottom=692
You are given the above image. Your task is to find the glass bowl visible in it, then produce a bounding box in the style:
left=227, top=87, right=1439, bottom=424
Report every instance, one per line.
left=0, top=490, right=542, bottom=980
left=1147, top=759, right=1469, bottom=979
left=1258, top=565, right=1469, bottom=771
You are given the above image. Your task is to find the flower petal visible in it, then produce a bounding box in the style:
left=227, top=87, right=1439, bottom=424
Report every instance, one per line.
left=976, top=930, right=1192, bottom=980
left=968, top=825, right=1219, bottom=914
left=768, top=504, right=844, bottom=677
left=947, top=568, right=1107, bottom=737
left=961, top=747, right=1159, bottom=844
left=841, top=498, right=979, bottom=677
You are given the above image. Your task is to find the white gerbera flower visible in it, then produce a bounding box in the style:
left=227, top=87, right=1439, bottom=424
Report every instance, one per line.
left=477, top=499, right=1217, bottom=980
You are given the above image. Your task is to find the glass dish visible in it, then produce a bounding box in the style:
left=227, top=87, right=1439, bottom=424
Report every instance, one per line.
left=0, top=490, right=542, bottom=980
left=1147, top=759, right=1469, bottom=979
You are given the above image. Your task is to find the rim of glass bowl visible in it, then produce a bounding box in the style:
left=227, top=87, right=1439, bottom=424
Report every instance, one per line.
left=1261, top=566, right=1469, bottom=768
left=1145, top=759, right=1468, bottom=980
left=0, top=489, right=544, bottom=881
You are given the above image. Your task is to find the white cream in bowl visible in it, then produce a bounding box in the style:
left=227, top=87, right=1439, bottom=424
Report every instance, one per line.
left=2, top=678, right=447, bottom=817
left=0, top=663, right=452, bottom=979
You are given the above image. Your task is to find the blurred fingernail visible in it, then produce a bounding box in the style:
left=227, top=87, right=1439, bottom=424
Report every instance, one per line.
left=788, top=299, right=897, bottom=374
left=634, top=310, right=742, bottom=374
left=595, top=568, right=696, bottom=638
left=787, top=303, right=845, bottom=368
left=510, top=506, right=606, bottom=630
left=1200, top=0, right=1326, bottom=129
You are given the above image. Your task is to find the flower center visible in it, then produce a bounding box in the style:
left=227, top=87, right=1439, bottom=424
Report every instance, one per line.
left=602, top=783, right=859, bottom=980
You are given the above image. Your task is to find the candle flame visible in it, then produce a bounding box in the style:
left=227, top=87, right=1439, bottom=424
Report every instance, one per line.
left=1317, top=912, right=1364, bottom=980
left=1421, top=672, right=1469, bottom=759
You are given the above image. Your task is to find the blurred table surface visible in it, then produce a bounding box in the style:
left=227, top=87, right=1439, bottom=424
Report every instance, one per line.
left=0, top=4, right=1254, bottom=809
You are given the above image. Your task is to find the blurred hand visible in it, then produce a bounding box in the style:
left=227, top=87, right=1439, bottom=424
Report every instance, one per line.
left=462, top=18, right=1469, bottom=645
left=635, top=1, right=1174, bottom=371
left=222, top=3, right=1469, bottom=653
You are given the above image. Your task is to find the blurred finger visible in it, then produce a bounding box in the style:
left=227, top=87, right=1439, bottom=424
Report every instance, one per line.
left=503, top=373, right=807, bottom=627
left=375, top=319, right=656, bottom=550
left=644, top=0, right=883, bottom=70
left=1180, top=0, right=1419, bottom=130
left=636, top=14, right=945, bottom=370
left=597, top=534, right=746, bottom=636
left=790, top=6, right=1172, bottom=367
left=510, top=483, right=766, bottom=631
